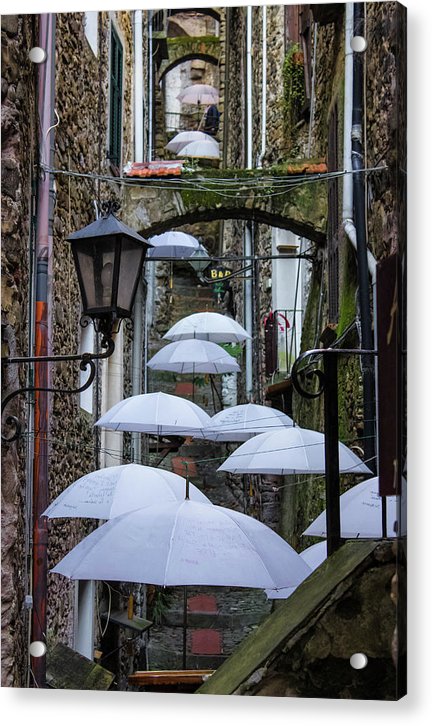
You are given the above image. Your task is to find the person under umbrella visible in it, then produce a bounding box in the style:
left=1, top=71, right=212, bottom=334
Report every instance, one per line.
left=199, top=104, right=220, bottom=137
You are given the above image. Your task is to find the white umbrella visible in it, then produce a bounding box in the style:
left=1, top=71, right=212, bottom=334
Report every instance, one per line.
left=51, top=499, right=312, bottom=590
left=217, top=426, right=373, bottom=475
left=95, top=391, right=212, bottom=436
left=147, top=231, right=204, bottom=259
left=265, top=541, right=327, bottom=599
left=42, top=464, right=211, bottom=520
left=177, top=84, right=219, bottom=105
left=147, top=339, right=240, bottom=375
left=202, top=403, right=294, bottom=442
left=177, top=140, right=220, bottom=159
left=164, top=311, right=250, bottom=344
left=302, top=476, right=407, bottom=539
left=166, top=131, right=219, bottom=154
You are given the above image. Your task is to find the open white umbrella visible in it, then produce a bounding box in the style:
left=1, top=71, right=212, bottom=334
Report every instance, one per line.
left=302, top=476, right=407, bottom=539
left=42, top=464, right=211, bottom=520
left=217, top=426, right=372, bottom=475
left=166, top=131, right=219, bottom=154
left=177, top=140, right=220, bottom=159
left=95, top=391, right=211, bottom=436
left=265, top=541, right=327, bottom=599
left=164, top=311, right=250, bottom=344
left=147, top=339, right=240, bottom=375
left=202, top=403, right=294, bottom=442
left=147, top=231, right=204, bottom=259
left=177, top=84, right=219, bottom=105
left=51, top=499, right=312, bottom=590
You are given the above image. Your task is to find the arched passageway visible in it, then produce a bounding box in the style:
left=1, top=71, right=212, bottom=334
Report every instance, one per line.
left=122, top=169, right=327, bottom=244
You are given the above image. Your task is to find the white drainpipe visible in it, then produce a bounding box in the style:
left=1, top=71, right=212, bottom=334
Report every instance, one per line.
left=246, top=6, right=253, bottom=170
left=134, top=10, right=144, bottom=162
left=148, top=10, right=153, bottom=161
left=342, top=3, right=376, bottom=284
left=244, top=6, right=253, bottom=399
left=342, top=3, right=379, bottom=466
left=257, top=5, right=267, bottom=168
left=132, top=10, right=144, bottom=462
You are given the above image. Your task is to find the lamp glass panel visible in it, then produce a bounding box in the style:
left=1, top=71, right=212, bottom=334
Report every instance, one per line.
left=117, top=238, right=146, bottom=313
left=74, top=237, right=116, bottom=312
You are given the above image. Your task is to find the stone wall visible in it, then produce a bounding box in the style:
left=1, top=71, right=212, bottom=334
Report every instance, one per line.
left=365, top=1, right=406, bottom=261
left=224, top=6, right=245, bottom=169
left=198, top=540, right=406, bottom=700
left=1, top=14, right=38, bottom=687
left=1, top=10, right=138, bottom=687
left=45, top=8, right=136, bottom=653
left=238, top=543, right=404, bottom=699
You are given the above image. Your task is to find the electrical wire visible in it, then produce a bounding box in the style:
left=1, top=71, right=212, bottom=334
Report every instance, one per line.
left=20, top=427, right=378, bottom=473
left=39, top=163, right=388, bottom=202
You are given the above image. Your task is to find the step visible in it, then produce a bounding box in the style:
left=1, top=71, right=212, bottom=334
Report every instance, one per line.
left=191, top=629, right=222, bottom=656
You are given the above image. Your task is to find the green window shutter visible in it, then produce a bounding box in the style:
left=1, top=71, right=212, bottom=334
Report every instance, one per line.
left=109, top=26, right=123, bottom=168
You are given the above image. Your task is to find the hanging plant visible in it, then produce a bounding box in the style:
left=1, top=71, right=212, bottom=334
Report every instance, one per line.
left=282, top=43, right=306, bottom=143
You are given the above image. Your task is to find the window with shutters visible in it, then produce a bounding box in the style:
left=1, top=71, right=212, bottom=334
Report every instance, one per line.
left=284, top=4, right=313, bottom=116
left=109, top=26, right=123, bottom=171
left=327, top=105, right=339, bottom=322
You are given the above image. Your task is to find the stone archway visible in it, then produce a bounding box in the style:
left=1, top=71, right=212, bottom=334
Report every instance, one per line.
left=121, top=166, right=327, bottom=244
left=158, top=38, right=221, bottom=84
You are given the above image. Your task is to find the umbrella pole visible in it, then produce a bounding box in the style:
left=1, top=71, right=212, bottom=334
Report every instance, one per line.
left=210, top=374, right=223, bottom=411
left=182, top=472, right=190, bottom=669
left=323, top=353, right=342, bottom=556
left=210, top=375, right=217, bottom=413
left=182, top=586, right=187, bottom=669
left=381, top=495, right=387, bottom=537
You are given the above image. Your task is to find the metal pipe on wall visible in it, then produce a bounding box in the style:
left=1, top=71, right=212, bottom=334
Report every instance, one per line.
left=31, top=12, right=56, bottom=688
left=257, top=4, right=267, bottom=168
left=133, top=10, right=144, bottom=163
left=148, top=10, right=153, bottom=162
left=132, top=10, right=144, bottom=461
left=246, top=6, right=253, bottom=170
left=351, top=2, right=376, bottom=474
left=244, top=6, right=253, bottom=399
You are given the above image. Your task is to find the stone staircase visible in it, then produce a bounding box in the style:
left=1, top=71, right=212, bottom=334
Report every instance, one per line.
left=147, top=586, right=272, bottom=671
left=143, top=266, right=272, bottom=673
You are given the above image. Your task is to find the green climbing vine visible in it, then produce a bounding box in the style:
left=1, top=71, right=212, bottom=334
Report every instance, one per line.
left=282, top=43, right=306, bottom=144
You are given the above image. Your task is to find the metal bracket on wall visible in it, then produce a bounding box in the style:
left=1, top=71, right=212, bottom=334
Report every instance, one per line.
left=291, top=346, right=377, bottom=555
left=1, top=335, right=115, bottom=442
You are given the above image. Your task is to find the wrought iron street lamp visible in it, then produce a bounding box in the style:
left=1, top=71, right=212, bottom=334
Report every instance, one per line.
left=68, top=201, right=151, bottom=341
left=1, top=201, right=151, bottom=689
left=1, top=201, right=151, bottom=441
